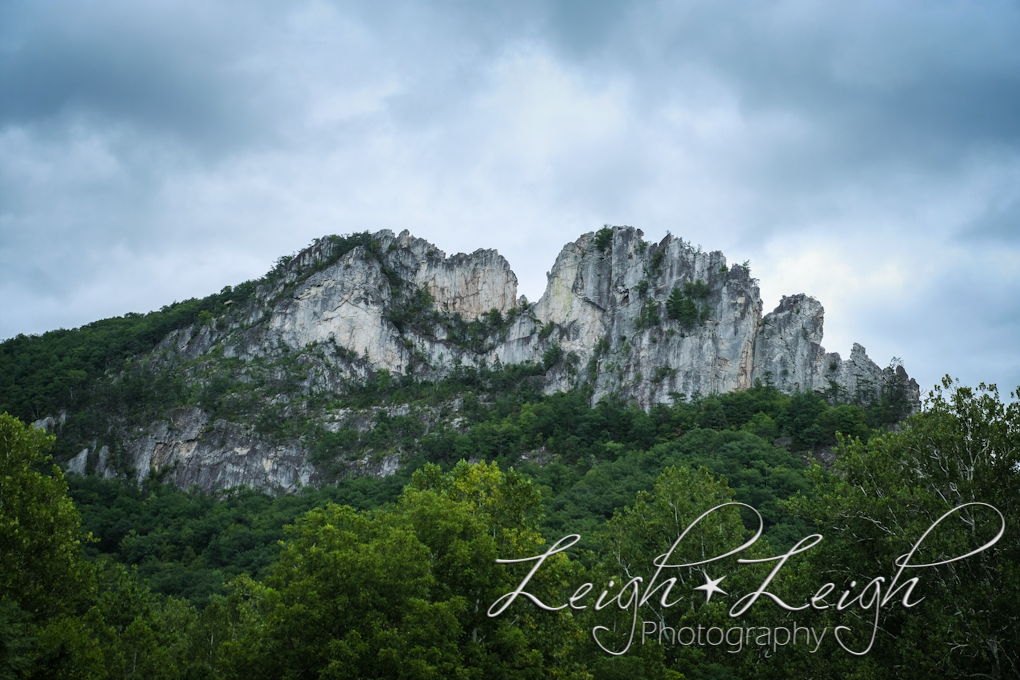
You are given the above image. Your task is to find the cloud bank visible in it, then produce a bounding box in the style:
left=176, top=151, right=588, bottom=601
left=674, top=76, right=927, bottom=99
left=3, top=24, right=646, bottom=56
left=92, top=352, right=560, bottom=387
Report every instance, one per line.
left=2, top=0, right=1018, bottom=394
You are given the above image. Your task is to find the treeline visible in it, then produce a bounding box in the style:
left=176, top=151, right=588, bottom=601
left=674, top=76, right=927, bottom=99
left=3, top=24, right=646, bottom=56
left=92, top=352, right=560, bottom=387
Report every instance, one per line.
left=62, top=377, right=900, bottom=612
left=2, top=379, right=1017, bottom=679
left=311, top=362, right=907, bottom=472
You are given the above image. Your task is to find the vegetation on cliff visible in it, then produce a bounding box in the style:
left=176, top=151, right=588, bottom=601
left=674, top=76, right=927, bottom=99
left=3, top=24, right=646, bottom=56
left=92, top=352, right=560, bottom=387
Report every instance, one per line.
left=0, top=229, right=993, bottom=678
left=1, top=379, right=1016, bottom=679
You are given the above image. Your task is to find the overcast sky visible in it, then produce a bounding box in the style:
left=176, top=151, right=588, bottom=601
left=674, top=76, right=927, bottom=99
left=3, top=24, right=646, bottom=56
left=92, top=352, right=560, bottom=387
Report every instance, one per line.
left=2, top=0, right=1018, bottom=396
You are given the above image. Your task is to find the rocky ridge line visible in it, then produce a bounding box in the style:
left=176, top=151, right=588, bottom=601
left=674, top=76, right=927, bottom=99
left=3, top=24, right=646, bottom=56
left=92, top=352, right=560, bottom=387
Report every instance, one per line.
left=51, top=226, right=918, bottom=493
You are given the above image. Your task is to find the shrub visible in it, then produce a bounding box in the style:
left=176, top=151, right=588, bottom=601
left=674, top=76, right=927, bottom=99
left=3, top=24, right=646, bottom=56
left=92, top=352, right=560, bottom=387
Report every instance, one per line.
left=542, top=343, right=564, bottom=370
left=635, top=298, right=660, bottom=330
left=651, top=366, right=673, bottom=383
left=666, top=288, right=700, bottom=326
left=683, top=279, right=710, bottom=299
left=649, top=248, right=666, bottom=275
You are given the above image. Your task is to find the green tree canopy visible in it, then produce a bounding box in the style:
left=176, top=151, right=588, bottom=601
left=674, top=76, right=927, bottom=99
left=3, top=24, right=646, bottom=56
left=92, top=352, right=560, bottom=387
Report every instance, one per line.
left=786, top=379, right=1019, bottom=679
left=1, top=414, right=95, bottom=623
left=217, top=461, right=588, bottom=680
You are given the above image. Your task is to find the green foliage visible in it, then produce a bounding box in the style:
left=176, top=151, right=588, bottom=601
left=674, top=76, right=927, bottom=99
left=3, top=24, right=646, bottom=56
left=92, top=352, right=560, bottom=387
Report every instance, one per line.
left=9, top=223, right=989, bottom=678
left=666, top=288, right=698, bottom=326
left=0, top=415, right=221, bottom=680
left=775, top=391, right=868, bottom=449
left=0, top=232, right=378, bottom=430
left=0, top=233, right=386, bottom=463
left=385, top=296, right=526, bottom=355
left=0, top=301, right=211, bottom=426
left=384, top=286, right=437, bottom=334
left=650, top=366, right=673, bottom=383
left=741, top=411, right=780, bottom=441
left=635, top=298, right=660, bottom=330
left=5, top=374, right=1002, bottom=678
left=649, top=247, right=666, bottom=275
left=595, top=225, right=614, bottom=252
left=217, top=462, right=582, bottom=679
left=584, top=466, right=774, bottom=676
left=0, top=415, right=96, bottom=623
left=305, top=374, right=887, bottom=508
left=786, top=379, right=1019, bottom=678
left=863, top=366, right=915, bottom=426
left=684, top=279, right=710, bottom=299
left=666, top=280, right=711, bottom=327
left=434, top=309, right=514, bottom=354
left=542, top=343, right=564, bottom=370
left=67, top=473, right=410, bottom=608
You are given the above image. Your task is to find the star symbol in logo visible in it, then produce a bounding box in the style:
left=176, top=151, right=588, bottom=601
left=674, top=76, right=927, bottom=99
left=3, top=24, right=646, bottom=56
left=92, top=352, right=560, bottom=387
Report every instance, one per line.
left=694, top=571, right=727, bottom=603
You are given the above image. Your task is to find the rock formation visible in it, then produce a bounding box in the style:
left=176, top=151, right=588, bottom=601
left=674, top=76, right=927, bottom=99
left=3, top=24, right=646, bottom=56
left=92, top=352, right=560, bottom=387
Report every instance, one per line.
left=53, top=226, right=918, bottom=493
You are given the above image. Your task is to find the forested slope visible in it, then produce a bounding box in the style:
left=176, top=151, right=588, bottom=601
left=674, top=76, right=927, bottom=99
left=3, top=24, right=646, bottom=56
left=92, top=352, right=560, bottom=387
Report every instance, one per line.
left=2, top=229, right=1005, bottom=678
left=4, top=377, right=1016, bottom=679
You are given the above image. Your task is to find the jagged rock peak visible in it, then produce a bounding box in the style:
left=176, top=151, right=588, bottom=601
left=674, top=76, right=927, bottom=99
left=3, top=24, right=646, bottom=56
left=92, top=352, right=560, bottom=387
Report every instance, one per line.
left=527, top=226, right=762, bottom=404
left=67, top=225, right=919, bottom=494
left=269, top=229, right=518, bottom=321
left=242, top=225, right=916, bottom=410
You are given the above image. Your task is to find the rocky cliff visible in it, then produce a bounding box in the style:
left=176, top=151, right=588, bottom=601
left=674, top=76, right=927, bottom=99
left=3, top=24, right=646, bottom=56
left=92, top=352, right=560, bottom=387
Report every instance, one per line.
left=53, top=226, right=918, bottom=493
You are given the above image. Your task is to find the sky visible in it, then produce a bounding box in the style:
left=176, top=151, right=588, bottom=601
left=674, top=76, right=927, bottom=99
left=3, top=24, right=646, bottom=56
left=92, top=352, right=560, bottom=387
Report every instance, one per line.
left=2, top=0, right=1019, bottom=397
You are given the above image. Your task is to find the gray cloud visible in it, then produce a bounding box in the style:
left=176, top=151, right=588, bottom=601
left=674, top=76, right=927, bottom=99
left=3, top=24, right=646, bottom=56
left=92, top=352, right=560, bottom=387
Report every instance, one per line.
left=2, top=0, right=1018, bottom=395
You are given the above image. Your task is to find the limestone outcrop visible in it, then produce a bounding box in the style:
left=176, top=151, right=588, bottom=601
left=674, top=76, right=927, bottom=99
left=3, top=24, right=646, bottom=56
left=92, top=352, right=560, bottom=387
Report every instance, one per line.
left=58, top=226, right=918, bottom=493
left=523, top=229, right=761, bottom=404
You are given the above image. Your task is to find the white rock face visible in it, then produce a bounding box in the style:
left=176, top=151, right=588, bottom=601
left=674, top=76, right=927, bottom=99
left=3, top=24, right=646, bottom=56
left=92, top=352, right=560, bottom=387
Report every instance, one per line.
left=87, top=226, right=918, bottom=493
left=31, top=410, right=66, bottom=432
left=67, top=448, right=89, bottom=476
left=269, top=245, right=398, bottom=360
left=751, top=293, right=915, bottom=402
left=95, top=407, right=321, bottom=493
left=265, top=230, right=518, bottom=374
left=525, top=229, right=762, bottom=405
left=753, top=294, right=829, bottom=393
left=412, top=250, right=518, bottom=319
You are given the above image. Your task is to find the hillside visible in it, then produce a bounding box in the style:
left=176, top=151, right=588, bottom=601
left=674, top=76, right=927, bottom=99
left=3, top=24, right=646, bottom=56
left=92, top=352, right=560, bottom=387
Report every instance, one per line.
left=2, top=226, right=917, bottom=493
left=3, top=229, right=1015, bottom=680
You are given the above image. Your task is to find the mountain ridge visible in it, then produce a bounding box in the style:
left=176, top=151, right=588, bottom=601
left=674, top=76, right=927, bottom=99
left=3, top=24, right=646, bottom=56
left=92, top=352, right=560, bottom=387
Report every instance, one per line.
left=17, top=226, right=918, bottom=493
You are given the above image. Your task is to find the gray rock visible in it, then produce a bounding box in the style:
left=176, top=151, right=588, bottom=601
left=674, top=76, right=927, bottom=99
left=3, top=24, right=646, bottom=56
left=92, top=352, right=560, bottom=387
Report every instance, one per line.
left=67, top=448, right=89, bottom=476
left=31, top=410, right=66, bottom=432
left=62, top=226, right=919, bottom=493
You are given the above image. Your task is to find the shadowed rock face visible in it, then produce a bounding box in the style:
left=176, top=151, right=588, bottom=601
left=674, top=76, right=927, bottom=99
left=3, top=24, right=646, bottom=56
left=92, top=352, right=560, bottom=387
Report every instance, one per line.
left=64, top=226, right=919, bottom=493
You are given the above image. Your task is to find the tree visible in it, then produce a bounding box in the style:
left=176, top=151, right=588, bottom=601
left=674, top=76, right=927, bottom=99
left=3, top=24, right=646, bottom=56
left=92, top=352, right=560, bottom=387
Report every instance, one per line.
left=584, top=466, right=775, bottom=680
left=218, top=462, right=588, bottom=679
left=0, top=414, right=96, bottom=623
left=1, top=415, right=212, bottom=680
left=666, top=288, right=699, bottom=327
left=1, top=414, right=107, bottom=679
left=786, top=379, right=1019, bottom=679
